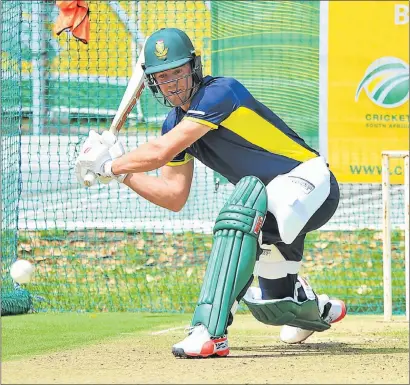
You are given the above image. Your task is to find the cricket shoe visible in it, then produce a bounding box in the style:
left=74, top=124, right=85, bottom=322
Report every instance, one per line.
left=280, top=294, right=347, bottom=344
left=172, top=324, right=229, bottom=358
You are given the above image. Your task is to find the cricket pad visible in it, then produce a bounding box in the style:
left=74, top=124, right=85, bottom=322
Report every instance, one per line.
left=191, top=176, right=267, bottom=337
left=243, top=297, right=331, bottom=332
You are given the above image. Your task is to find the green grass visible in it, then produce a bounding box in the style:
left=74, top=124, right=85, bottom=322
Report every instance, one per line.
left=1, top=312, right=190, bottom=361
left=302, top=229, right=406, bottom=314
left=6, top=229, right=407, bottom=315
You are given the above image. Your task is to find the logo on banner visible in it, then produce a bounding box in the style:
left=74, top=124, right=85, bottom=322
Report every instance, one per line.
left=355, top=56, right=409, bottom=108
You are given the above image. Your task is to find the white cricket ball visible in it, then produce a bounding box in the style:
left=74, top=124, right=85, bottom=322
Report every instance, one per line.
left=10, top=259, right=35, bottom=284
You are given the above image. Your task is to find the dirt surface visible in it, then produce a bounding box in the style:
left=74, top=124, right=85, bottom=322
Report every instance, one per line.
left=2, top=315, right=408, bottom=384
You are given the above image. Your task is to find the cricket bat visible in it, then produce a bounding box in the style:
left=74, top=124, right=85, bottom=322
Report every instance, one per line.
left=83, top=42, right=146, bottom=187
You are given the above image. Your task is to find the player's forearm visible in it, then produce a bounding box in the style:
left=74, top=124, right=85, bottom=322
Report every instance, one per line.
left=123, top=173, right=186, bottom=212
left=111, top=141, right=170, bottom=175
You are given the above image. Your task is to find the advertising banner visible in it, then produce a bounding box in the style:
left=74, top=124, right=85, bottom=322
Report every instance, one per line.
left=327, top=1, right=409, bottom=183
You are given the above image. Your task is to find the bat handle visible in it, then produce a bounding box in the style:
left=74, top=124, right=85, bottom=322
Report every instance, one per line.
left=84, top=170, right=97, bottom=187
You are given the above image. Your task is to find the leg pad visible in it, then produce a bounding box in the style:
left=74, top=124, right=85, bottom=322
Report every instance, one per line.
left=191, top=176, right=268, bottom=337
left=243, top=296, right=331, bottom=332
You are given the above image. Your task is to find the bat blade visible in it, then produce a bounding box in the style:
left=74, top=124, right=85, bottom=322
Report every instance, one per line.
left=109, top=44, right=146, bottom=135
left=83, top=43, right=146, bottom=187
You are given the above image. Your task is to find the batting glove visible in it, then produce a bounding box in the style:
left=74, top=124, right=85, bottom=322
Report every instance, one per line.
left=99, top=131, right=128, bottom=183
left=75, top=130, right=127, bottom=186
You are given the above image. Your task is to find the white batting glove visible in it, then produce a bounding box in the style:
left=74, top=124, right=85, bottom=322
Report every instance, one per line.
left=75, top=130, right=111, bottom=186
left=91, top=131, right=113, bottom=185
left=75, top=130, right=127, bottom=186
left=100, top=131, right=128, bottom=183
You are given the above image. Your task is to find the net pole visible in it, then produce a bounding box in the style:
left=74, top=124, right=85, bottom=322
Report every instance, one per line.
left=130, top=0, right=138, bottom=127
left=382, top=153, right=392, bottom=322
left=31, top=1, right=46, bottom=135
left=319, top=0, right=329, bottom=161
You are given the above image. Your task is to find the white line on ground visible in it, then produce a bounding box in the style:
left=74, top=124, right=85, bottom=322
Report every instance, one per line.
left=151, top=325, right=188, bottom=335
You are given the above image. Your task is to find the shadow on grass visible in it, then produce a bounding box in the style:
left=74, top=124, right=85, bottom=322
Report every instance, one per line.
left=229, top=342, right=409, bottom=358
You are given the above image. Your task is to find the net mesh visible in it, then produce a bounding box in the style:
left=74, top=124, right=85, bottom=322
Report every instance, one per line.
left=1, top=0, right=32, bottom=316
left=0, top=1, right=407, bottom=315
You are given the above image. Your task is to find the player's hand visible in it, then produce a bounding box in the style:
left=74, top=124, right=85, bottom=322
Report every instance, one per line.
left=75, top=130, right=111, bottom=186
left=75, top=130, right=126, bottom=186
left=99, top=131, right=128, bottom=183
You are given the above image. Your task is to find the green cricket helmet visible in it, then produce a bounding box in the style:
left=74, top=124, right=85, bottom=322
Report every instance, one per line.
left=142, top=28, right=203, bottom=107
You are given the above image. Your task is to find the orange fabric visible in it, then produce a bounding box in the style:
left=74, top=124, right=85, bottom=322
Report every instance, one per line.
left=54, top=1, right=90, bottom=44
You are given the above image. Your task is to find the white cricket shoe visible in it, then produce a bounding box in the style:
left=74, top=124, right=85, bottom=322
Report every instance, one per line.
left=280, top=294, right=347, bottom=344
left=172, top=324, right=229, bottom=358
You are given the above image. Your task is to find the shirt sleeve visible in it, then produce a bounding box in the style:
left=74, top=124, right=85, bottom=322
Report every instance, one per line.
left=183, top=81, right=239, bottom=129
left=161, top=112, right=194, bottom=167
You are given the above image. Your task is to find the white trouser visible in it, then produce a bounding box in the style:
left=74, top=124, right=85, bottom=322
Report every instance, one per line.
left=265, top=156, right=330, bottom=244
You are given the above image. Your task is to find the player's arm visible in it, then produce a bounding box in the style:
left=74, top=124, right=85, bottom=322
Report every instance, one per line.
left=123, top=160, right=194, bottom=212
left=111, top=119, right=211, bottom=175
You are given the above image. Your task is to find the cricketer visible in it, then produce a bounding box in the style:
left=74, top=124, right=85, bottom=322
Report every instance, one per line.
left=75, top=28, right=346, bottom=358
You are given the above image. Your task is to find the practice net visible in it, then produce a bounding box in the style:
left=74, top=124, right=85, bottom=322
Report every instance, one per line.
left=0, top=1, right=406, bottom=315
left=1, top=0, right=32, bottom=316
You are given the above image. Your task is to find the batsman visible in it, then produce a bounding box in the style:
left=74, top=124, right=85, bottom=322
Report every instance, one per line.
left=75, top=28, right=346, bottom=358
